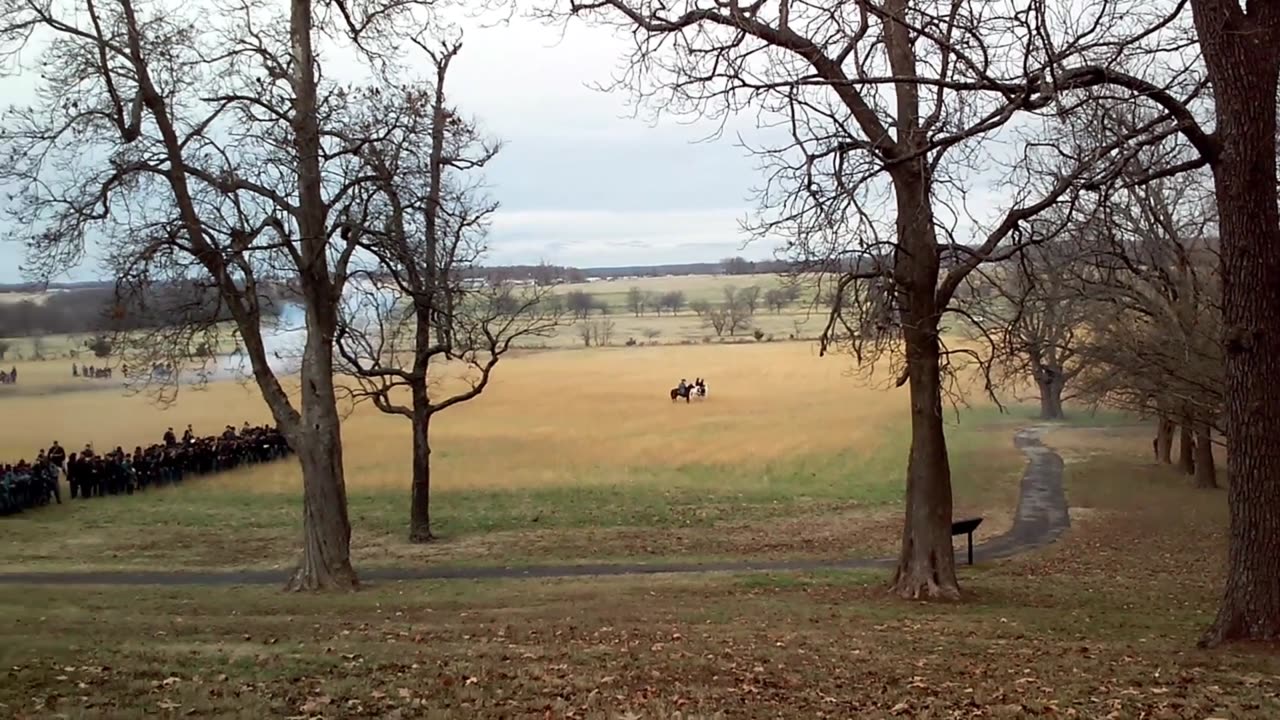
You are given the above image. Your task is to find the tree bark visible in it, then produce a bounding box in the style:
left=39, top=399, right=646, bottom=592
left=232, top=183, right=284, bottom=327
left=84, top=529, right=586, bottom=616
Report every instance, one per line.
left=893, top=335, right=959, bottom=599
left=889, top=164, right=958, bottom=601
left=1193, top=421, right=1217, bottom=489
left=1178, top=421, right=1196, bottom=475
left=409, top=382, right=435, bottom=543
left=1192, top=0, right=1280, bottom=646
left=285, top=327, right=358, bottom=591
left=1035, top=366, right=1066, bottom=420
left=1154, top=415, right=1175, bottom=464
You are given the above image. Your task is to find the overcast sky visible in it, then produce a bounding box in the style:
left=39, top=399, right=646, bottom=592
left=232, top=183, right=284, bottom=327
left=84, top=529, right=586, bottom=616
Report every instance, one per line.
left=0, top=14, right=777, bottom=284
left=0, top=9, right=1014, bottom=285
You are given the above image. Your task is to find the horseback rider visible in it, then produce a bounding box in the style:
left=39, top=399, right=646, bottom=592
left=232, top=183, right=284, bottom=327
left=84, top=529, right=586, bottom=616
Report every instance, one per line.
left=678, top=378, right=689, bottom=396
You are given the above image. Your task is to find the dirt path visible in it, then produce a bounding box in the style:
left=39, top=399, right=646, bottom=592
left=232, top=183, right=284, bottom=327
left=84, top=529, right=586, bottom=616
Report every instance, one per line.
left=0, top=425, right=1068, bottom=586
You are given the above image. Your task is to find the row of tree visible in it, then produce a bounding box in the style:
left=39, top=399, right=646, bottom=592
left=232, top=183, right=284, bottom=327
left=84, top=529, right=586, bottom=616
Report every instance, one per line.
left=959, top=149, right=1222, bottom=489
left=623, top=288, right=688, bottom=317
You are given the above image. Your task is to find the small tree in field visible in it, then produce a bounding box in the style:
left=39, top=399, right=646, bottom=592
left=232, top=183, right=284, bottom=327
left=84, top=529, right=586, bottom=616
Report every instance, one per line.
left=334, top=41, right=563, bottom=542
left=565, top=290, right=599, bottom=319
left=660, top=290, right=686, bottom=315
left=720, top=286, right=754, bottom=336
left=575, top=318, right=615, bottom=346
left=590, top=318, right=616, bottom=346
left=764, top=288, right=790, bottom=313
left=626, top=286, right=646, bottom=316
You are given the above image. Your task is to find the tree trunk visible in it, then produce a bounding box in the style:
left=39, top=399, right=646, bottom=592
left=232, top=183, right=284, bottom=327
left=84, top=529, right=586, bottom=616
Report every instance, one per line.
left=1193, top=422, right=1217, bottom=489
left=1192, top=0, right=1280, bottom=646
left=409, top=383, right=435, bottom=543
left=285, top=330, right=358, bottom=591
left=893, top=334, right=958, bottom=599
left=889, top=165, right=958, bottom=601
left=1154, top=415, right=1175, bottom=464
left=1035, top=367, right=1066, bottom=420
left=282, top=0, right=357, bottom=593
left=1178, top=422, right=1196, bottom=475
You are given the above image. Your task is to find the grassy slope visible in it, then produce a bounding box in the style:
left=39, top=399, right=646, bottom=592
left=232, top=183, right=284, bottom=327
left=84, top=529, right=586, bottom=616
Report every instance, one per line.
left=0, top=426, right=1273, bottom=719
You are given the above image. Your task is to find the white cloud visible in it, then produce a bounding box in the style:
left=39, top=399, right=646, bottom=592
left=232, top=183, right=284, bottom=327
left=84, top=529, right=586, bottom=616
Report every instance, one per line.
left=486, top=207, right=768, bottom=267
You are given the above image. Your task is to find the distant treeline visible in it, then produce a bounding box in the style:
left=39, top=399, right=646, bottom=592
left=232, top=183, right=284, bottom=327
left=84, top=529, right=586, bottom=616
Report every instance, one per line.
left=454, top=257, right=796, bottom=285
left=0, top=282, right=285, bottom=338
left=2, top=258, right=798, bottom=298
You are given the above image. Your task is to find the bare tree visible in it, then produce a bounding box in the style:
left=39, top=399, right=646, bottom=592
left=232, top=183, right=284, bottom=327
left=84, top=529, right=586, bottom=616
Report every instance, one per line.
left=764, top=287, right=794, bottom=313
left=1066, top=160, right=1223, bottom=488
left=333, top=43, right=563, bottom=542
left=661, top=290, right=686, bottom=315
left=545, top=0, right=1170, bottom=598
left=720, top=256, right=756, bottom=275
left=969, top=234, right=1093, bottom=420
left=564, top=290, right=602, bottom=319
left=626, top=286, right=646, bottom=316
left=737, top=285, right=762, bottom=315
left=575, top=317, right=615, bottom=346
left=720, top=286, right=754, bottom=336
left=29, top=333, right=46, bottom=361
left=590, top=317, right=616, bottom=345
left=0, top=0, right=434, bottom=590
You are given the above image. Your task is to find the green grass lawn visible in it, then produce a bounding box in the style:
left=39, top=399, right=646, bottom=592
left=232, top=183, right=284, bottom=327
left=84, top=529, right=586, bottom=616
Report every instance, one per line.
left=0, top=425, right=1271, bottom=718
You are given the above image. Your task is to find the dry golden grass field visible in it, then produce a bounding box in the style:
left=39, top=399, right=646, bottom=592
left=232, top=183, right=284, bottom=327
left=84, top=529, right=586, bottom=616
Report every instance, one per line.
left=0, top=338, right=1031, bottom=573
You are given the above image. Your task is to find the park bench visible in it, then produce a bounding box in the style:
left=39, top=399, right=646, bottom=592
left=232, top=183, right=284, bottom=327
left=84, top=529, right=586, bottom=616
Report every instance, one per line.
left=952, top=517, right=983, bottom=566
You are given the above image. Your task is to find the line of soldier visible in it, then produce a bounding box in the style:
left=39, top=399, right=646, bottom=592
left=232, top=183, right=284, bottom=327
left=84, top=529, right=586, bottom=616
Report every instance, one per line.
left=71, top=363, right=113, bottom=380
left=0, top=423, right=293, bottom=517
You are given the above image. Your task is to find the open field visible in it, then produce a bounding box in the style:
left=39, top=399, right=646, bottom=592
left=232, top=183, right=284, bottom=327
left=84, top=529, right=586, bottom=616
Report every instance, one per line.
left=1, top=425, right=1272, bottom=719
left=0, top=339, right=1036, bottom=573
left=551, top=273, right=801, bottom=308
left=541, top=273, right=822, bottom=348
left=541, top=310, right=821, bottom=348
left=0, top=273, right=822, bottom=356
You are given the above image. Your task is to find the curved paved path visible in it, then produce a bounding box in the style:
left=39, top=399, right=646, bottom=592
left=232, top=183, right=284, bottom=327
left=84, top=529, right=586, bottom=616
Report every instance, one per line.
left=0, top=425, right=1069, bottom=587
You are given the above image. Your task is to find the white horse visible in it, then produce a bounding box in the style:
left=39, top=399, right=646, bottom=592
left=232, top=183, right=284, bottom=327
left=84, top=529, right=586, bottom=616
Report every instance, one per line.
left=692, top=380, right=708, bottom=399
